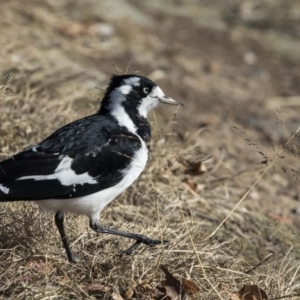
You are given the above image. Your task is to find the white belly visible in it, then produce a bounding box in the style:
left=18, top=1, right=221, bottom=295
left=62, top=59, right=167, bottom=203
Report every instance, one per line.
left=35, top=138, right=148, bottom=219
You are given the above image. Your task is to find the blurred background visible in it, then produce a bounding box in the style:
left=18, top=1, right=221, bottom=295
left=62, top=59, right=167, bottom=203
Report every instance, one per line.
left=1, top=0, right=300, bottom=223
left=0, top=0, right=300, bottom=298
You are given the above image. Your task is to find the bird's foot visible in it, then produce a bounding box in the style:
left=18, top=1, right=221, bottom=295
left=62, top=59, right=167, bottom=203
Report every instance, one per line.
left=120, top=237, right=169, bottom=256
left=67, top=253, right=81, bottom=264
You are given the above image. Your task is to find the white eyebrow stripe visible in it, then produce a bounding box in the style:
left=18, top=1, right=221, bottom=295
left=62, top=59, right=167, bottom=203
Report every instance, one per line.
left=123, top=77, right=140, bottom=86
left=118, top=85, right=132, bottom=95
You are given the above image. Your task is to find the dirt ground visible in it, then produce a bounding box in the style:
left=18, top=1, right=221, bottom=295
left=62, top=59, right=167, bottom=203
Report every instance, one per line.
left=0, top=0, right=300, bottom=299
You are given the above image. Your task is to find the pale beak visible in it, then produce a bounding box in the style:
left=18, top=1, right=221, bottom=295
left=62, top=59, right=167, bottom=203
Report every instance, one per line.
left=158, top=95, right=184, bottom=106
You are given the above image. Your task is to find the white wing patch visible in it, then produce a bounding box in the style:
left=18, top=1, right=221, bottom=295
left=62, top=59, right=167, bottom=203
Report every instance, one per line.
left=35, top=135, right=148, bottom=218
left=0, top=184, right=10, bottom=194
left=16, top=155, right=97, bottom=186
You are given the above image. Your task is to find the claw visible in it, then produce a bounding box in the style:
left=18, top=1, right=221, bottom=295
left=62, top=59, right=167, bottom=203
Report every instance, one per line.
left=120, top=239, right=169, bottom=256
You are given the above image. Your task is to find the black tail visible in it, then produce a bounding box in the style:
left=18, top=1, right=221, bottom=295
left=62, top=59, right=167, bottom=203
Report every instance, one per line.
left=0, top=182, right=29, bottom=202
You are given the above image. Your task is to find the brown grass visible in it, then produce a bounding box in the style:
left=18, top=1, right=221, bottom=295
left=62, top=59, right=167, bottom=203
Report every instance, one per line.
left=1, top=1, right=300, bottom=299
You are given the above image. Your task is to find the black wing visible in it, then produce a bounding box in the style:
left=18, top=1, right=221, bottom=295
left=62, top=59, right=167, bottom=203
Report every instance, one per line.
left=0, top=115, right=142, bottom=201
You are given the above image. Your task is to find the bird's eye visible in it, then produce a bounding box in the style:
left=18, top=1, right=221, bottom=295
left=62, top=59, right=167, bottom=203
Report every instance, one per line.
left=143, top=87, right=149, bottom=94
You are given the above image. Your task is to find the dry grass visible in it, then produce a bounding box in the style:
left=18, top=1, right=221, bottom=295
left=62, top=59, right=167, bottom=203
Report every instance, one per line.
left=1, top=1, right=300, bottom=299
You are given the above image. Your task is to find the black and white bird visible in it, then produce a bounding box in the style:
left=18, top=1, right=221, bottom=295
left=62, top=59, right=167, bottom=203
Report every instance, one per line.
left=0, top=74, right=182, bottom=263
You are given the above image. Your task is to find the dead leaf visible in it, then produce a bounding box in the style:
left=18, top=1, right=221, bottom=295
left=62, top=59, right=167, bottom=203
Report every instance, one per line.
left=160, top=265, right=181, bottom=299
left=182, top=278, right=200, bottom=295
left=83, top=283, right=111, bottom=295
left=124, top=282, right=137, bottom=299
left=168, top=155, right=207, bottom=177
left=267, top=212, right=292, bottom=224
left=231, top=293, right=241, bottom=300
left=111, top=291, right=124, bottom=300
left=59, top=22, right=86, bottom=37
left=183, top=178, right=198, bottom=191
left=159, top=265, right=200, bottom=300
left=232, top=285, right=268, bottom=300
left=184, top=161, right=206, bottom=176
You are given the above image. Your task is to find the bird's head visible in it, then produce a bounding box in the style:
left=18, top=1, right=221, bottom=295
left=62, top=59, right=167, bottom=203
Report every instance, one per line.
left=99, top=74, right=182, bottom=119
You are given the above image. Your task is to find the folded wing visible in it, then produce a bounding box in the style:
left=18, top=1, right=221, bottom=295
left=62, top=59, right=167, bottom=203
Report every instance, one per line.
left=0, top=115, right=141, bottom=201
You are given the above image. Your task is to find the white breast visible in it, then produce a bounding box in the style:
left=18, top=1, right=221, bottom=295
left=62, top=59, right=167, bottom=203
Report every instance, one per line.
left=35, top=135, right=148, bottom=220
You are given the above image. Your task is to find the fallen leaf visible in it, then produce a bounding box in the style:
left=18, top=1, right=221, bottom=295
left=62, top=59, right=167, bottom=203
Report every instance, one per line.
left=184, top=161, right=206, bottom=176
left=159, top=265, right=200, bottom=300
left=59, top=22, right=86, bottom=37
left=83, top=283, right=111, bottom=295
left=160, top=265, right=181, bottom=299
left=232, top=285, right=268, bottom=300
left=267, top=212, right=292, bottom=224
left=183, top=178, right=198, bottom=191
left=124, top=282, right=137, bottom=299
left=182, top=278, right=200, bottom=295
left=231, top=293, right=241, bottom=300
left=111, top=291, right=124, bottom=300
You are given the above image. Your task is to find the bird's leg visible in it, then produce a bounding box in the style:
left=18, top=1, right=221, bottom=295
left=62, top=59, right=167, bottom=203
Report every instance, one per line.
left=89, top=219, right=168, bottom=255
left=121, top=240, right=142, bottom=256
left=55, top=211, right=76, bottom=263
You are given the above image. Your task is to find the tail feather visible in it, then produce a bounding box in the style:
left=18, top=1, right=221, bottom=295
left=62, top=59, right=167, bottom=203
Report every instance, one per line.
left=0, top=150, right=67, bottom=201
left=0, top=178, right=72, bottom=201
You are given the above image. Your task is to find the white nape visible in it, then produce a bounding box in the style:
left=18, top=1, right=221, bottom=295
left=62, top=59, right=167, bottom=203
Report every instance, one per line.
left=108, top=89, right=137, bottom=134
left=123, top=77, right=140, bottom=87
